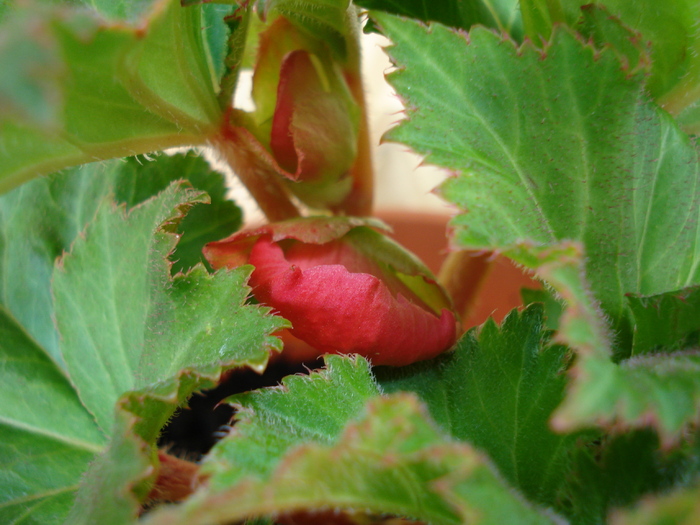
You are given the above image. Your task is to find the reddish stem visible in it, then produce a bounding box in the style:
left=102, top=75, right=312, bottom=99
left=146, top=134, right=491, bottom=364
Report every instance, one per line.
left=212, top=125, right=301, bottom=222
left=338, top=74, right=374, bottom=217
left=438, top=251, right=495, bottom=327
left=147, top=450, right=200, bottom=503
left=335, top=7, right=374, bottom=217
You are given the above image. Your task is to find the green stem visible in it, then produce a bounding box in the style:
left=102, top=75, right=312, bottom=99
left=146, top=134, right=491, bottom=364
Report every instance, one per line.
left=333, top=6, right=374, bottom=217
left=217, top=5, right=252, bottom=111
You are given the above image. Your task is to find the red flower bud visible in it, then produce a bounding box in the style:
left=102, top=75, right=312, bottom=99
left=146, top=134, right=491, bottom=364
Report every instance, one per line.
left=204, top=218, right=458, bottom=366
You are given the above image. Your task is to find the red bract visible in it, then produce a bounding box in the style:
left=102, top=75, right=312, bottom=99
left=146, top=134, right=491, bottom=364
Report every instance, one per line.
left=204, top=218, right=458, bottom=366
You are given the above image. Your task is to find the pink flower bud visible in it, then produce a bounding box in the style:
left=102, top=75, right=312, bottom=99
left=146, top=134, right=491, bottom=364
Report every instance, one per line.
left=251, top=17, right=360, bottom=209
left=204, top=218, right=458, bottom=366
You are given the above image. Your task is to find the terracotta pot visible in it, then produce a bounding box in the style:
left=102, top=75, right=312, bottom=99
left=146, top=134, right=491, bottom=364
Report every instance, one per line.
left=377, top=211, right=541, bottom=329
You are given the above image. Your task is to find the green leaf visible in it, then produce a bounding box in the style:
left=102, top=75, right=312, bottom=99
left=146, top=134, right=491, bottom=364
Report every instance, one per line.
left=377, top=305, right=698, bottom=520
left=375, top=15, right=700, bottom=351
left=376, top=305, right=583, bottom=512
left=576, top=4, right=648, bottom=74
left=627, top=286, right=700, bottom=357
left=207, top=4, right=247, bottom=109
left=0, top=307, right=106, bottom=525
left=52, top=182, right=276, bottom=434
left=112, top=151, right=243, bottom=273
left=517, top=1, right=700, bottom=128
left=1, top=174, right=282, bottom=522
left=0, top=162, right=118, bottom=366
left=0, top=152, right=239, bottom=366
left=205, top=355, right=382, bottom=490
left=51, top=182, right=285, bottom=522
left=594, top=1, right=700, bottom=116
left=359, top=0, right=523, bottom=39
left=144, top=355, right=560, bottom=524
left=556, top=350, right=700, bottom=443
left=202, top=3, right=234, bottom=83
left=520, top=287, right=564, bottom=330
left=0, top=0, right=221, bottom=193
left=564, top=430, right=698, bottom=523
left=375, top=8, right=700, bottom=442
left=518, top=0, right=568, bottom=43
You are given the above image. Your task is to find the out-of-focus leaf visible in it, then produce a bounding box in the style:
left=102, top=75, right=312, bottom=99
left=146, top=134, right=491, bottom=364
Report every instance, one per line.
left=521, top=287, right=564, bottom=330
left=202, top=3, right=234, bottom=83
left=251, top=0, right=352, bottom=58
left=144, top=355, right=560, bottom=525
left=627, top=286, right=700, bottom=356
left=611, top=483, right=700, bottom=525
left=564, top=430, right=698, bottom=523
left=359, top=0, right=523, bottom=39
left=0, top=162, right=118, bottom=366
left=576, top=5, right=648, bottom=74
left=113, top=151, right=243, bottom=273
left=518, top=1, right=700, bottom=129
left=0, top=0, right=221, bottom=194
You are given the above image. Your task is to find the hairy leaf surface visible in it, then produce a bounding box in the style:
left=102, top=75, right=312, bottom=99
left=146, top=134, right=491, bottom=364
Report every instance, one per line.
left=1, top=180, right=283, bottom=523
left=375, top=12, right=700, bottom=438
left=377, top=15, right=700, bottom=341
left=0, top=152, right=239, bottom=366
left=376, top=305, right=583, bottom=512
left=144, top=355, right=559, bottom=524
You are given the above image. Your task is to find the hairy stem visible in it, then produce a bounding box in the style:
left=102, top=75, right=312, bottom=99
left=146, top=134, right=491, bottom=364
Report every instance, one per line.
left=212, top=126, right=301, bottom=222
left=334, top=6, right=374, bottom=217
left=146, top=451, right=200, bottom=504
left=438, top=251, right=495, bottom=326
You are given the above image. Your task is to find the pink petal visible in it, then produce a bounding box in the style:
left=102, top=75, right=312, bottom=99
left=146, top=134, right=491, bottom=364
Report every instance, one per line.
left=249, top=237, right=457, bottom=366
left=270, top=50, right=357, bottom=184
left=203, top=217, right=390, bottom=270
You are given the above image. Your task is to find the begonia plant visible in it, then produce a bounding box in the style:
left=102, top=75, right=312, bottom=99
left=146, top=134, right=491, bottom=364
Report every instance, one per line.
left=2, top=1, right=700, bottom=524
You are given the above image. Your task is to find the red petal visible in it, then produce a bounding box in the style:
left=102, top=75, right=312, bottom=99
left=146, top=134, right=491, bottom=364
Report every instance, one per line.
left=249, top=237, right=457, bottom=366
